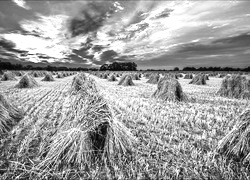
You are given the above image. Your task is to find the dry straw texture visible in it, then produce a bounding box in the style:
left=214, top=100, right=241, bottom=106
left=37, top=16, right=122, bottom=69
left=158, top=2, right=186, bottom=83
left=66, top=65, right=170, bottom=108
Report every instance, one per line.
left=153, top=77, right=187, bottom=102
left=32, top=71, right=43, bottom=77
left=1, top=71, right=17, bottom=81
left=71, top=73, right=88, bottom=92
left=183, top=73, right=193, bottom=79
left=42, top=72, right=55, bottom=81
left=0, top=93, right=24, bottom=136
left=146, top=74, right=160, bottom=84
left=217, top=109, right=250, bottom=163
left=132, top=74, right=140, bottom=80
left=217, top=75, right=250, bottom=99
left=15, top=74, right=39, bottom=88
left=108, top=74, right=117, bottom=81
left=118, top=75, right=134, bottom=86
left=189, top=74, right=206, bottom=85
left=38, top=76, right=136, bottom=172
left=56, top=73, right=64, bottom=78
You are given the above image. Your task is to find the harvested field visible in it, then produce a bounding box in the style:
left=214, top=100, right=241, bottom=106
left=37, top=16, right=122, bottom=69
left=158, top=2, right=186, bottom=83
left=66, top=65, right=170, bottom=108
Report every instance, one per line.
left=0, top=72, right=249, bottom=179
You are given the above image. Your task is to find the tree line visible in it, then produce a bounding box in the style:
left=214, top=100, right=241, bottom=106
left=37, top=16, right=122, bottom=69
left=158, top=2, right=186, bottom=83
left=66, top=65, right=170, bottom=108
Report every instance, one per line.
left=0, top=60, right=249, bottom=72
left=0, top=61, right=98, bottom=71
left=146, top=66, right=250, bottom=72
left=182, top=66, right=250, bottom=72
left=100, top=62, right=137, bottom=71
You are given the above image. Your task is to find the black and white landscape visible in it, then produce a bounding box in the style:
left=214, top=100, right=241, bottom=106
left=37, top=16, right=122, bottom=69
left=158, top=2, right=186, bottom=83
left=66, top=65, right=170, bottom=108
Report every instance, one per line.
left=0, top=0, right=250, bottom=179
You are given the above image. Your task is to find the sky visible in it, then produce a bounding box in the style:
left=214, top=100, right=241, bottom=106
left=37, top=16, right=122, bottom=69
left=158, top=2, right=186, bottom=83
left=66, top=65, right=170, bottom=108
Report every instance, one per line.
left=0, top=0, right=250, bottom=70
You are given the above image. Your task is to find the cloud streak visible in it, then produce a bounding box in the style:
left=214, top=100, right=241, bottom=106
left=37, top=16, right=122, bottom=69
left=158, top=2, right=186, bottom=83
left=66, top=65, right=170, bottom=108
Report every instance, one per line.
left=12, top=0, right=30, bottom=10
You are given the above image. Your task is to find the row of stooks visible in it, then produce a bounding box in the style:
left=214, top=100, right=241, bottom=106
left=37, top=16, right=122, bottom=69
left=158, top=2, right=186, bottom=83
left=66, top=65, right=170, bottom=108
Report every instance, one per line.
left=0, top=70, right=76, bottom=81
left=0, top=71, right=77, bottom=88
left=0, top=73, right=136, bottom=179
left=93, top=72, right=250, bottom=100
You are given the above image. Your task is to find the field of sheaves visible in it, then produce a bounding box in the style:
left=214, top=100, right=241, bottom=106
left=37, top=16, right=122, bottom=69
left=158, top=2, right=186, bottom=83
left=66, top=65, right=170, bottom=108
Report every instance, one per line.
left=0, top=73, right=249, bottom=179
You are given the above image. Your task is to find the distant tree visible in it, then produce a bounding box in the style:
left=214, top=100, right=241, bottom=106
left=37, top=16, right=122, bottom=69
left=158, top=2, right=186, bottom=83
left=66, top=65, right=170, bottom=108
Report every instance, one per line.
left=173, top=67, right=179, bottom=71
left=100, top=62, right=137, bottom=71
left=100, top=64, right=109, bottom=71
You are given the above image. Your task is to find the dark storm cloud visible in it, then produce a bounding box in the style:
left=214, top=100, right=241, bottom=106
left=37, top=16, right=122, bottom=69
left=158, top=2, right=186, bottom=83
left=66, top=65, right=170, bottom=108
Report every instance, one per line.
left=36, top=53, right=53, bottom=59
left=154, top=8, right=173, bottom=19
left=69, top=2, right=116, bottom=37
left=100, top=50, right=118, bottom=62
left=213, top=32, right=250, bottom=46
left=115, top=54, right=137, bottom=62
left=0, top=38, right=16, bottom=51
left=19, top=29, right=49, bottom=39
left=138, top=32, right=250, bottom=69
left=41, top=60, right=49, bottom=63
left=0, top=1, right=35, bottom=32
left=177, top=32, right=250, bottom=55
left=0, top=37, right=27, bottom=54
left=0, top=51, right=17, bottom=58
left=92, top=45, right=105, bottom=52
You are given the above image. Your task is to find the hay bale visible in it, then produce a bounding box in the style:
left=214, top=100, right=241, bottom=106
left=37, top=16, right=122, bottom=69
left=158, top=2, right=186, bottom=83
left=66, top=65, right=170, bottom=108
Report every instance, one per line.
left=102, top=73, right=108, bottom=79
left=217, top=109, right=250, bottom=163
left=71, top=75, right=85, bottom=92
left=70, top=73, right=96, bottom=93
left=0, top=93, right=24, bottom=135
left=38, top=80, right=136, bottom=171
left=217, top=75, right=250, bottom=99
left=32, top=71, right=38, bottom=77
left=189, top=74, right=206, bottom=85
left=152, top=77, right=187, bottom=102
left=108, top=74, right=117, bottom=81
left=183, top=74, right=193, bottom=79
left=1, top=71, right=17, bottom=81
left=146, top=74, right=160, bottom=84
left=42, top=72, right=55, bottom=81
left=118, top=75, right=134, bottom=86
left=133, top=74, right=140, bottom=80
left=15, top=74, right=39, bottom=88
left=177, top=73, right=183, bottom=78
left=167, top=73, right=178, bottom=79
left=13, top=71, right=23, bottom=76
left=56, top=73, right=64, bottom=78
left=145, top=73, right=151, bottom=79
left=32, top=71, right=41, bottom=77
left=62, top=72, right=68, bottom=77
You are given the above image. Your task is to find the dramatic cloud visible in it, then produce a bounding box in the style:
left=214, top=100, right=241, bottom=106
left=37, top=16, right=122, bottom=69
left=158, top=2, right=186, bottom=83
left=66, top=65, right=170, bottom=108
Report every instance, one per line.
left=69, top=2, right=116, bottom=37
left=100, top=50, right=118, bottom=62
left=0, top=1, right=250, bottom=69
